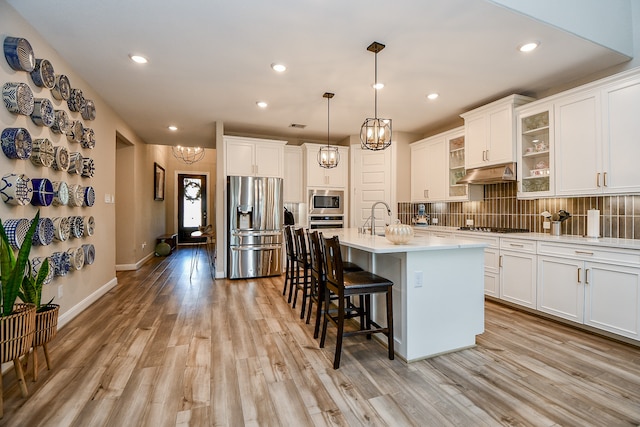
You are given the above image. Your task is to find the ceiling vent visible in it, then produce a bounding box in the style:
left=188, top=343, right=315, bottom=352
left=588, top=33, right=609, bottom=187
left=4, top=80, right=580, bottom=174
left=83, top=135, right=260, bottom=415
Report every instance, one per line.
left=289, top=123, right=306, bottom=129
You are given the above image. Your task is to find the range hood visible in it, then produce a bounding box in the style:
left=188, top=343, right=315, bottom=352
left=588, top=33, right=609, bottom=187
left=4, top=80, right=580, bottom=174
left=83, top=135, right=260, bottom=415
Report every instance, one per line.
left=456, top=162, right=517, bottom=184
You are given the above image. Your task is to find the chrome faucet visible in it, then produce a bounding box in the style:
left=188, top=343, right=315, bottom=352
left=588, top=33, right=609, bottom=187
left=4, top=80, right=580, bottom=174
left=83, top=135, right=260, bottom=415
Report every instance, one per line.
left=370, top=201, right=392, bottom=235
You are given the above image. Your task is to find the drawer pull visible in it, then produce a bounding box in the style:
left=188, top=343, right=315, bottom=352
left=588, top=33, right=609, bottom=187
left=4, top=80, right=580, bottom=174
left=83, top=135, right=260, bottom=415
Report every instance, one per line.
left=577, top=268, right=581, bottom=283
left=575, top=250, right=594, bottom=256
left=509, top=243, right=524, bottom=248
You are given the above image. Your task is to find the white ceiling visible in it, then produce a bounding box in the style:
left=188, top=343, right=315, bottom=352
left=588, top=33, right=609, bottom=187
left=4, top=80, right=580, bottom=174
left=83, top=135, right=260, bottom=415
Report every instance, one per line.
left=6, top=0, right=632, bottom=148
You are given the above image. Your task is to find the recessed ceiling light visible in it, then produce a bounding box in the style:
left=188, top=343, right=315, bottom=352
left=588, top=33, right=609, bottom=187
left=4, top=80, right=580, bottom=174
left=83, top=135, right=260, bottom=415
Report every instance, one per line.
left=256, top=101, right=268, bottom=108
left=129, top=54, right=148, bottom=64
left=373, top=83, right=384, bottom=90
left=427, top=93, right=439, bottom=100
left=168, top=125, right=178, bottom=131
left=271, top=63, right=286, bottom=72
left=518, top=41, right=539, bottom=52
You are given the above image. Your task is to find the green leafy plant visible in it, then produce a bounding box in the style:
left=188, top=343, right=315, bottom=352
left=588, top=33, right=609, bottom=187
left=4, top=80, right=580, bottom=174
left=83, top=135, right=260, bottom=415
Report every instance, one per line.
left=0, top=210, right=41, bottom=317
left=18, top=257, right=53, bottom=312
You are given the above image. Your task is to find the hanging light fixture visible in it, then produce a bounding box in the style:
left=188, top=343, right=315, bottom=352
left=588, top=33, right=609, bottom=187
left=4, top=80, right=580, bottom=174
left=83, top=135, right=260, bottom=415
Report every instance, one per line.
left=172, top=145, right=205, bottom=164
left=360, top=41, right=392, bottom=151
left=318, top=92, right=340, bottom=169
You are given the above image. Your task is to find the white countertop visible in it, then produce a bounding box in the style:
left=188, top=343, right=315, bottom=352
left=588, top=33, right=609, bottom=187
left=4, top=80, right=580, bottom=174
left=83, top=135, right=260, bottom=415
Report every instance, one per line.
left=323, top=228, right=487, bottom=254
left=412, top=225, right=640, bottom=251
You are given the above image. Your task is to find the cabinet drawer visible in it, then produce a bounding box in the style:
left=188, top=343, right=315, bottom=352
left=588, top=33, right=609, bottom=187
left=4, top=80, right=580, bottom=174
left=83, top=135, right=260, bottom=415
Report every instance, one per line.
left=537, top=242, right=640, bottom=267
left=452, top=233, right=499, bottom=248
left=500, top=238, right=536, bottom=253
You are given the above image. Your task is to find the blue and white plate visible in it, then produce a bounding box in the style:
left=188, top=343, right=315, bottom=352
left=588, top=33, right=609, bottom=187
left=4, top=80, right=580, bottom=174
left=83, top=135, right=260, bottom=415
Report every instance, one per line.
left=52, top=216, right=70, bottom=242
left=1, top=173, right=32, bottom=205
left=69, top=215, right=84, bottom=238
left=68, top=184, right=83, bottom=207
left=82, top=243, right=95, bottom=265
left=81, top=157, right=95, bottom=178
left=84, top=215, right=95, bottom=236
left=81, top=127, right=95, bottom=149
left=30, top=178, right=54, bottom=206
left=3, top=36, right=35, bottom=72
left=31, top=217, right=54, bottom=246
left=30, top=138, right=54, bottom=167
left=52, top=180, right=69, bottom=206
left=51, top=74, right=71, bottom=101
left=67, top=88, right=85, bottom=112
left=31, top=98, right=55, bottom=127
left=51, top=110, right=70, bottom=135
left=51, top=251, right=71, bottom=276
left=67, top=121, right=83, bottom=144
left=81, top=99, right=96, bottom=121
left=2, top=218, right=30, bottom=249
left=67, top=152, right=83, bottom=175
left=83, top=186, right=95, bottom=206
left=67, top=247, right=85, bottom=271
left=3, top=82, right=34, bottom=115
left=30, top=256, right=54, bottom=285
left=1, top=127, right=32, bottom=160
left=52, top=145, right=69, bottom=171
left=30, top=58, right=55, bottom=89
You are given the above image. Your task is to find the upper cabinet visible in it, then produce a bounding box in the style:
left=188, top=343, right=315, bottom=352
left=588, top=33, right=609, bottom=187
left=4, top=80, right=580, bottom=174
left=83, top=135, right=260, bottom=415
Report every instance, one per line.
left=283, top=146, right=304, bottom=202
left=461, top=94, right=534, bottom=169
left=410, top=134, right=447, bottom=202
left=225, top=136, right=286, bottom=178
left=302, top=143, right=349, bottom=188
left=517, top=104, right=554, bottom=198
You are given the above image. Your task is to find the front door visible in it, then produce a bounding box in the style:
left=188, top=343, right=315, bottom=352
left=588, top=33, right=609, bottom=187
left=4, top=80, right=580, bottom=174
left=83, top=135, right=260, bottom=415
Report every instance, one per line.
left=177, top=173, right=208, bottom=244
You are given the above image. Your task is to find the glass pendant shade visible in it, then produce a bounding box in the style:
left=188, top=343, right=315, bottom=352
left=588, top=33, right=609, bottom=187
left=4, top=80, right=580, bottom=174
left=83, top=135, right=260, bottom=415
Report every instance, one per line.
left=172, top=146, right=205, bottom=164
left=360, top=117, right=392, bottom=150
left=318, top=92, right=340, bottom=169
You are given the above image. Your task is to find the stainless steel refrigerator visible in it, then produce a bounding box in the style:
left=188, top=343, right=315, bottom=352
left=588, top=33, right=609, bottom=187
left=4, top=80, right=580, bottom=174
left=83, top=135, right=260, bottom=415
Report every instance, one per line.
left=227, top=176, right=283, bottom=279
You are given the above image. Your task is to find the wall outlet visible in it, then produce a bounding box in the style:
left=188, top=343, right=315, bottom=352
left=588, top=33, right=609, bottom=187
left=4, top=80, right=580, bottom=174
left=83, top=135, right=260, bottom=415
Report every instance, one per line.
left=543, top=221, right=551, bottom=230
left=104, top=193, right=110, bottom=203
left=432, top=218, right=438, bottom=224
left=142, top=242, right=147, bottom=249
left=414, top=271, right=423, bottom=288
left=58, top=285, right=63, bottom=299
left=466, top=219, right=474, bottom=226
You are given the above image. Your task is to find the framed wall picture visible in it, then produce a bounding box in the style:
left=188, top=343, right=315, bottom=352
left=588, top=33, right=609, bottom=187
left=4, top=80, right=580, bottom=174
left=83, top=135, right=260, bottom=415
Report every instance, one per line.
left=154, top=162, right=165, bottom=201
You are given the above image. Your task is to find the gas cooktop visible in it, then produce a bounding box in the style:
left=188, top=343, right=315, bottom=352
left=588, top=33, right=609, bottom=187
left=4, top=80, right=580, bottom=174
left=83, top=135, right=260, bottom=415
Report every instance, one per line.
left=458, top=227, right=530, bottom=233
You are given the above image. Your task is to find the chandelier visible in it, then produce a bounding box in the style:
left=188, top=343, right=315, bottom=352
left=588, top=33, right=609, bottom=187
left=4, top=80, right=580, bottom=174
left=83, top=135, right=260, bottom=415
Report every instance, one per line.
left=318, top=92, right=340, bottom=168
left=360, top=41, right=392, bottom=151
left=172, top=145, right=205, bottom=164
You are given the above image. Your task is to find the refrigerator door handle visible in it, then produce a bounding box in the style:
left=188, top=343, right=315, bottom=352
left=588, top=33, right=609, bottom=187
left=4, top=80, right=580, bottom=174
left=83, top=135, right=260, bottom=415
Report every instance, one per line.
left=231, top=244, right=283, bottom=251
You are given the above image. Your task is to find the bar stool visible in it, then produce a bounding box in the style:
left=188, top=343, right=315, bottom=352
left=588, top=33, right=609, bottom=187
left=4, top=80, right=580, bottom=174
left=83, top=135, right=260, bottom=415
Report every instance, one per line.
left=320, top=235, right=394, bottom=369
left=292, top=227, right=312, bottom=319
left=307, top=231, right=363, bottom=339
left=283, top=226, right=297, bottom=302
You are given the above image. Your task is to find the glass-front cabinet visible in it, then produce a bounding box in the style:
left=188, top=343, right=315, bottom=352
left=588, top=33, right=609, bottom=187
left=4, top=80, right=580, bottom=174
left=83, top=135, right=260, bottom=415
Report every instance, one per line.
left=517, top=105, right=554, bottom=198
left=447, top=128, right=483, bottom=201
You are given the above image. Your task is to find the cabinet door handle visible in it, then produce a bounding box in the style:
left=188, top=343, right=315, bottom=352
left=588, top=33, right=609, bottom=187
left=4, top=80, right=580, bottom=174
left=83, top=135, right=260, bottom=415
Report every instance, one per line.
left=596, top=172, right=601, bottom=187
left=585, top=268, right=590, bottom=285
left=482, top=150, right=486, bottom=161
left=603, top=172, right=608, bottom=187
left=424, top=189, right=429, bottom=198
left=499, top=255, right=503, bottom=267
left=575, top=250, right=594, bottom=256
left=577, top=267, right=581, bottom=283
left=485, top=149, right=489, bottom=161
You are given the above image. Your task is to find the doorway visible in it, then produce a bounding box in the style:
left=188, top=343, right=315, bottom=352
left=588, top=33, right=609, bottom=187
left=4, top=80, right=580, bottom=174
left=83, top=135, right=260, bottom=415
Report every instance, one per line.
left=177, top=173, right=208, bottom=244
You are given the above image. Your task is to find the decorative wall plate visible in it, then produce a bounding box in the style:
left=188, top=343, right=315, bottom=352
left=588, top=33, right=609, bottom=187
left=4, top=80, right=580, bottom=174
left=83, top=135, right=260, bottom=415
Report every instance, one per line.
left=30, top=138, right=54, bottom=167
left=52, top=216, right=70, bottom=241
left=68, top=184, right=84, bottom=207
left=30, top=177, right=54, bottom=206
left=52, top=180, right=69, bottom=206
left=51, top=74, right=71, bottom=100
left=84, top=215, right=95, bottom=236
left=1, top=127, right=32, bottom=159
left=67, top=247, right=85, bottom=271
left=82, top=243, right=95, bottom=265
left=67, top=120, right=83, bottom=143
left=3, top=82, right=34, bottom=115
left=3, top=36, right=35, bottom=72
left=51, top=251, right=71, bottom=276
left=52, top=145, right=69, bottom=171
left=67, top=88, right=85, bottom=112
left=81, top=127, right=95, bottom=149
left=69, top=215, right=84, bottom=238
left=3, top=218, right=30, bottom=249
left=81, top=157, right=95, bottom=178
left=83, top=186, right=95, bottom=206
left=30, top=58, right=55, bottom=89
left=67, top=152, right=83, bottom=175
left=31, top=256, right=54, bottom=285
left=32, top=217, right=54, bottom=246
left=1, top=173, right=32, bottom=205
left=52, top=110, right=70, bottom=134
left=31, top=98, right=55, bottom=127
left=81, top=99, right=96, bottom=120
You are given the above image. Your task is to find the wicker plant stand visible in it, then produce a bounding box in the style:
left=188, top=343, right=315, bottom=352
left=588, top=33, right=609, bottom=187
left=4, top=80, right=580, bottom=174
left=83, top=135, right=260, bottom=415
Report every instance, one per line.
left=1, top=303, right=36, bottom=418
left=26, top=304, right=59, bottom=381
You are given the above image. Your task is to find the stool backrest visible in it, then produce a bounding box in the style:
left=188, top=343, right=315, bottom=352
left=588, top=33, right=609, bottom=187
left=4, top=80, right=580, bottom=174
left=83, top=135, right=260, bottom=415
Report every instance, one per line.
left=284, top=226, right=296, bottom=259
left=308, top=230, right=324, bottom=281
left=322, top=235, right=344, bottom=290
left=294, top=228, right=308, bottom=262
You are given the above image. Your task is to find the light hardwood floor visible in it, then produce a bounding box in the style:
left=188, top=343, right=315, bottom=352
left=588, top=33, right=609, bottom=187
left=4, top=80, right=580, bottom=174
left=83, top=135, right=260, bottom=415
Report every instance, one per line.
left=2, top=248, right=640, bottom=426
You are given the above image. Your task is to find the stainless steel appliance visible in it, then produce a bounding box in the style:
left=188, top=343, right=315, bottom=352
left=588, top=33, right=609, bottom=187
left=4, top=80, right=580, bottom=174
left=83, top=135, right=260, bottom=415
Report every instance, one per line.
left=458, top=227, right=529, bottom=233
left=227, top=176, right=283, bottom=279
left=309, top=189, right=344, bottom=215
left=309, top=215, right=344, bottom=229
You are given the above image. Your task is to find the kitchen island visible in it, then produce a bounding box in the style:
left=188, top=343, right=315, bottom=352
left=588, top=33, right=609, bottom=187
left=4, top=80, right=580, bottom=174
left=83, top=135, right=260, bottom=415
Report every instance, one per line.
left=327, top=228, right=487, bottom=362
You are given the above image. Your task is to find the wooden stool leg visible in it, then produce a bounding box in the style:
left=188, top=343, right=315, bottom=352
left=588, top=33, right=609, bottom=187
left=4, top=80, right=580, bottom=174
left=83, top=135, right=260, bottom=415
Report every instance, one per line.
left=387, top=288, right=394, bottom=360
left=32, top=347, right=39, bottom=382
left=319, top=288, right=330, bottom=348
left=1, top=368, right=4, bottom=419
left=13, top=358, right=29, bottom=397
left=43, top=343, right=52, bottom=370
left=333, top=295, right=346, bottom=369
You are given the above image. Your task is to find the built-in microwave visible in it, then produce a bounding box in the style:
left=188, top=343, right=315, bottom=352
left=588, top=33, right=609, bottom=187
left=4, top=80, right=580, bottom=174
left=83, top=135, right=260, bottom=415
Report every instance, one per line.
left=309, top=189, right=344, bottom=215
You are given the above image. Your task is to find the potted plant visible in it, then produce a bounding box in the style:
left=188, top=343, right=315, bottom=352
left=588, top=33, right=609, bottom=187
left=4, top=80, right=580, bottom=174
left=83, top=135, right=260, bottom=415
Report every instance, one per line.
left=18, top=255, right=58, bottom=382
left=1, top=210, right=41, bottom=417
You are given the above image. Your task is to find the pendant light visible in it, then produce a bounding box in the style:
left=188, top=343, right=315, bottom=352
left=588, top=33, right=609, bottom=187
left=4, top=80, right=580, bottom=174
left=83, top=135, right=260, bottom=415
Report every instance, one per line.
left=360, top=41, right=392, bottom=151
left=318, top=92, right=340, bottom=168
left=172, top=145, right=205, bottom=164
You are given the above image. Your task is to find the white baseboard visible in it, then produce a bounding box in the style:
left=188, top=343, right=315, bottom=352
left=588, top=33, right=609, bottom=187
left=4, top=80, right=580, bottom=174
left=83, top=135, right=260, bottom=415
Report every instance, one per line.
left=115, top=252, right=155, bottom=271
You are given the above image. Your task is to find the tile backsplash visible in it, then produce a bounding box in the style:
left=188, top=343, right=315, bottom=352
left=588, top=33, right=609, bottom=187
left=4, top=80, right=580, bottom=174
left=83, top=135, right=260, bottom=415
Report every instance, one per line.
left=398, top=182, right=640, bottom=239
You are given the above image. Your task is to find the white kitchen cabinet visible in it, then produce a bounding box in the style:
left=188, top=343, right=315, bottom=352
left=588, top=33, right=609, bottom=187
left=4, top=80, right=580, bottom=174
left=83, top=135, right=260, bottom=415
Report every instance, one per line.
left=452, top=232, right=500, bottom=298
left=283, top=146, right=303, bottom=202
left=517, top=104, right=554, bottom=198
left=500, top=238, right=537, bottom=309
left=225, top=136, right=285, bottom=178
left=446, top=128, right=484, bottom=201
left=461, top=94, right=534, bottom=169
left=303, top=143, right=348, bottom=188
left=537, top=242, right=640, bottom=340
left=410, top=135, right=447, bottom=202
